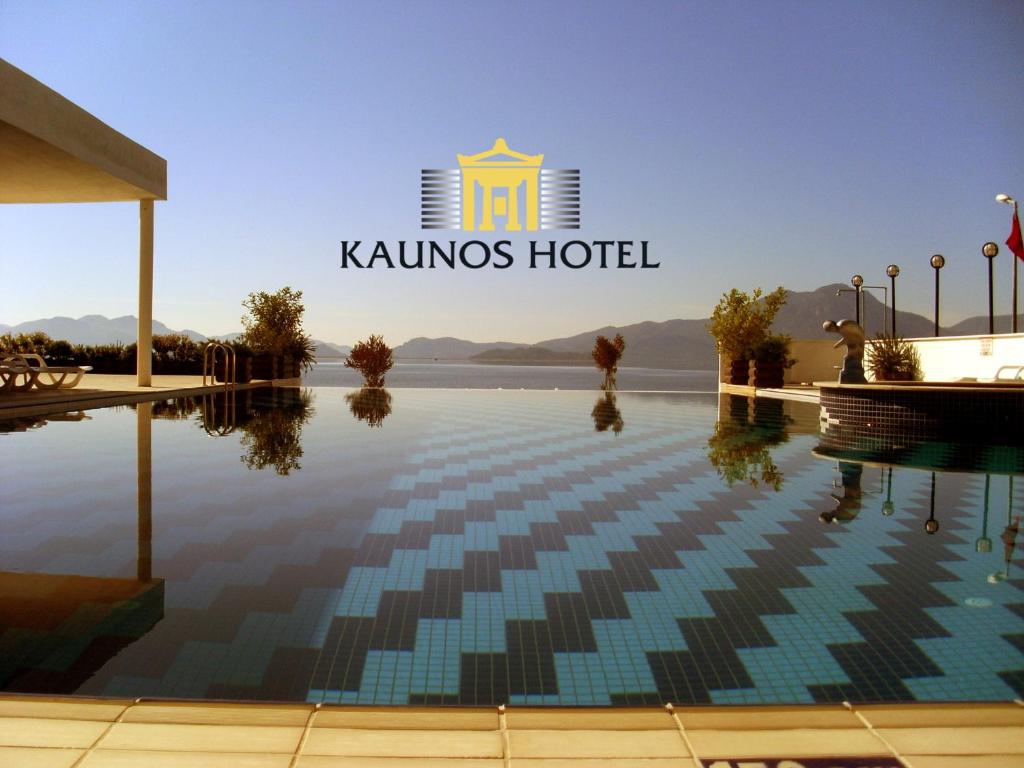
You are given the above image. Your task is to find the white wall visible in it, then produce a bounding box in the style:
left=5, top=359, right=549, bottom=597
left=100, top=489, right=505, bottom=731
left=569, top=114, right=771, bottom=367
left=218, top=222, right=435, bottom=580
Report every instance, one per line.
left=872, top=333, right=1024, bottom=382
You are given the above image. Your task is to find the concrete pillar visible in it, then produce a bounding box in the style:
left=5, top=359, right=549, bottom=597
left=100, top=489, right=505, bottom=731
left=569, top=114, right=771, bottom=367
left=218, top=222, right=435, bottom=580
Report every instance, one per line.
left=136, top=400, right=152, bottom=582
left=138, top=200, right=154, bottom=386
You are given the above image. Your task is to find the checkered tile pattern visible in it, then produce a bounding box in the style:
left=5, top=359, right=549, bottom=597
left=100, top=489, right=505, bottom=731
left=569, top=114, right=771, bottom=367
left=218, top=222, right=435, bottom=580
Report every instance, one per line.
left=1, top=390, right=1021, bottom=704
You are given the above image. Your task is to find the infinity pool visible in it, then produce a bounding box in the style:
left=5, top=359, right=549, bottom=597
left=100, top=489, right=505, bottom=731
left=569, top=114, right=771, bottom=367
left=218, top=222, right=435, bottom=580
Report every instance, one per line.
left=1, top=388, right=1021, bottom=705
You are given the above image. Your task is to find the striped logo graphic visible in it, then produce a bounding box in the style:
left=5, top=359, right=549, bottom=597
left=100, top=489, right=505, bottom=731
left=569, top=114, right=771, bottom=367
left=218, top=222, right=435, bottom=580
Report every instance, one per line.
left=420, top=138, right=580, bottom=231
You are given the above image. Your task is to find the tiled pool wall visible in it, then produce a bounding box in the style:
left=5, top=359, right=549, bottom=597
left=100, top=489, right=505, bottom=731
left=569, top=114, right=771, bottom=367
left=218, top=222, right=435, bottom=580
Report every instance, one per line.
left=820, top=384, right=1024, bottom=447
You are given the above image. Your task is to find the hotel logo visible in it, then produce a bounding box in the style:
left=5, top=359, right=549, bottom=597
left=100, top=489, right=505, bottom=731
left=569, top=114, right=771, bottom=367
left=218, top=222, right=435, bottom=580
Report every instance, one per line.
left=421, top=138, right=580, bottom=231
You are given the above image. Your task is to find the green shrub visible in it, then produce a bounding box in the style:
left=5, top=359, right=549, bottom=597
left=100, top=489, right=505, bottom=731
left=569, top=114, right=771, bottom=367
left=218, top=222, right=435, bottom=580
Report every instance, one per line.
left=345, top=335, right=394, bottom=388
left=867, top=335, right=921, bottom=381
left=707, top=286, right=788, bottom=360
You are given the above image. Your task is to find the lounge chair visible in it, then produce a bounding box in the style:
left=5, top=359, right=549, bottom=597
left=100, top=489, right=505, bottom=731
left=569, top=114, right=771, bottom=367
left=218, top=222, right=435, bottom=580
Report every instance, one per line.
left=0, top=356, right=38, bottom=392
left=3, top=353, right=92, bottom=390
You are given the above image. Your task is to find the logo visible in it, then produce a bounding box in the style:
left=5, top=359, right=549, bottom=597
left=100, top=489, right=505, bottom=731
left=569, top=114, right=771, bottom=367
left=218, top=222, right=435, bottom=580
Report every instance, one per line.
left=421, top=138, right=580, bottom=231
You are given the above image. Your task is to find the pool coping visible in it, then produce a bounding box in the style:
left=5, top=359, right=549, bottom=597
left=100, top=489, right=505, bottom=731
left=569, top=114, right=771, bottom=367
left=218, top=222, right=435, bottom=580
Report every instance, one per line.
left=0, top=694, right=1020, bottom=766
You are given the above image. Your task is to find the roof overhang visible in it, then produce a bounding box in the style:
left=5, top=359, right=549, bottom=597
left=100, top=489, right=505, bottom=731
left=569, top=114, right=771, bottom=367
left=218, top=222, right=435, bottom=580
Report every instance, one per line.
left=0, top=58, right=166, bottom=203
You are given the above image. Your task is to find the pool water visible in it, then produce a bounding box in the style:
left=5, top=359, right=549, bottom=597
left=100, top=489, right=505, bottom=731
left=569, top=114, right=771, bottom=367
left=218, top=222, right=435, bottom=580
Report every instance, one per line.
left=1, top=388, right=1021, bottom=705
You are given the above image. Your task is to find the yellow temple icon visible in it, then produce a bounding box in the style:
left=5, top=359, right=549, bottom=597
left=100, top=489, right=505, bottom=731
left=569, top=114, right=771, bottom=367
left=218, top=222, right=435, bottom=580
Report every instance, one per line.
left=420, top=139, right=579, bottom=231
left=457, top=138, right=543, bottom=232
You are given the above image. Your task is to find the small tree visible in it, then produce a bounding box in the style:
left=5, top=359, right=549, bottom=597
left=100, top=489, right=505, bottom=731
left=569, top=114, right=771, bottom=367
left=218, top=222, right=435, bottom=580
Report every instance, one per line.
left=592, top=334, right=626, bottom=390
left=345, top=334, right=394, bottom=387
left=240, top=286, right=316, bottom=371
left=707, top=286, right=788, bottom=361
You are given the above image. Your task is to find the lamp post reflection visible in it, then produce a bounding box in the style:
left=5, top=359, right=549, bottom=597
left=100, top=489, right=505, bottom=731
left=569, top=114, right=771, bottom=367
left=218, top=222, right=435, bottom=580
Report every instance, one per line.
left=881, top=466, right=895, bottom=517
left=925, top=471, right=940, bottom=534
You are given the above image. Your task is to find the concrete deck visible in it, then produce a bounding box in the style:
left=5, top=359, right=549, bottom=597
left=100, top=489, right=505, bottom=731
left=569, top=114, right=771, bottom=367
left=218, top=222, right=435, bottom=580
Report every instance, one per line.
left=718, top=383, right=821, bottom=404
left=0, top=696, right=1020, bottom=767
left=0, top=375, right=275, bottom=419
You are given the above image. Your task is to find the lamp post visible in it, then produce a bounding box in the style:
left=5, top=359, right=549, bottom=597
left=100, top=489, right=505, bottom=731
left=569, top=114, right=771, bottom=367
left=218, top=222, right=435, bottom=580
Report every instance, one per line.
left=851, top=274, right=864, bottom=326
left=996, top=194, right=1018, bottom=333
left=982, top=242, right=999, bottom=335
left=886, top=264, right=900, bottom=337
left=930, top=254, right=945, bottom=337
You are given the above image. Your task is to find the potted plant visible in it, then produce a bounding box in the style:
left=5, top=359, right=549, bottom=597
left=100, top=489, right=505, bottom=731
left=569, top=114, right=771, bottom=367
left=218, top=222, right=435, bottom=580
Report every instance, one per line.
left=239, top=286, right=316, bottom=380
left=707, top=286, right=788, bottom=385
left=751, top=333, right=795, bottom=388
left=866, top=334, right=921, bottom=381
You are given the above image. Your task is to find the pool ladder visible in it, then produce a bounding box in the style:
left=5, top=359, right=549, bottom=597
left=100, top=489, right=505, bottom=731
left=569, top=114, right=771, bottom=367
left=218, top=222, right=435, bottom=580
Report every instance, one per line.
left=202, top=342, right=236, bottom=387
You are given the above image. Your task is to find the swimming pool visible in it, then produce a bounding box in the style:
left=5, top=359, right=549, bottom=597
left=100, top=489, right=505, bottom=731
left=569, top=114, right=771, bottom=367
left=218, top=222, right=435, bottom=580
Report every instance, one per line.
left=1, top=388, right=1021, bottom=705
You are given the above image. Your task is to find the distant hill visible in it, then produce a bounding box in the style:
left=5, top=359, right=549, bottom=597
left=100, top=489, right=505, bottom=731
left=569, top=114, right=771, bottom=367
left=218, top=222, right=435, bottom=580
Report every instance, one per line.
left=1, top=315, right=206, bottom=345
left=469, top=346, right=590, bottom=365
left=0, top=315, right=352, bottom=358
left=394, top=336, right=527, bottom=360
left=3, top=287, right=1009, bottom=371
left=536, top=319, right=718, bottom=370
left=315, top=340, right=350, bottom=358
left=772, top=283, right=935, bottom=339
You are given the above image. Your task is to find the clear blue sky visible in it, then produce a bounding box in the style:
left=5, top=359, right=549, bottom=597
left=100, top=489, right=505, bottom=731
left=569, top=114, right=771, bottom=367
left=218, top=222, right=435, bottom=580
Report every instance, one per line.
left=1, top=0, right=1022, bottom=344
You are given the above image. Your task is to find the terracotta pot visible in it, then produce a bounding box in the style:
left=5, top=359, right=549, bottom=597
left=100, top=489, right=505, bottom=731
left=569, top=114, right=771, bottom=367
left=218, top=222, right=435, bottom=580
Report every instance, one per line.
left=729, top=358, right=750, bottom=385
left=753, top=360, right=784, bottom=388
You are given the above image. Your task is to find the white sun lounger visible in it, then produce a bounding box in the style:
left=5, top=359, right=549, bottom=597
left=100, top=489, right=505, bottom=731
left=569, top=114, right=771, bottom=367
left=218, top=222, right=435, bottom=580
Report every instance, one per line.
left=1, top=353, right=92, bottom=390
left=0, top=356, right=38, bottom=392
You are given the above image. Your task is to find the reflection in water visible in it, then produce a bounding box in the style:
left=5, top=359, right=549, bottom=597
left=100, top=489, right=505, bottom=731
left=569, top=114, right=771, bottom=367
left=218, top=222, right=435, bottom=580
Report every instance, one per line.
left=238, top=388, right=314, bottom=475
left=0, top=400, right=163, bottom=693
left=591, top=391, right=624, bottom=434
left=991, top=477, right=1020, bottom=584
left=0, top=411, right=91, bottom=433
left=820, top=461, right=863, bottom=524
left=346, top=387, right=392, bottom=428
left=706, top=396, right=789, bottom=490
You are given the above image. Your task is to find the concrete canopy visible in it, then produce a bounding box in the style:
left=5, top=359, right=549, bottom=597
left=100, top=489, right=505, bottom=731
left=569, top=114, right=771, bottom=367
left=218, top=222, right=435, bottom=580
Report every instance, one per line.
left=0, top=59, right=166, bottom=203
left=0, top=58, right=166, bottom=386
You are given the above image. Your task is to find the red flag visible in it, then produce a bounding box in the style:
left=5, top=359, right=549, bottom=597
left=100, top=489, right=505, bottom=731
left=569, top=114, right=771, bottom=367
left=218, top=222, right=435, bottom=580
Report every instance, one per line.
left=1009, top=208, right=1024, bottom=262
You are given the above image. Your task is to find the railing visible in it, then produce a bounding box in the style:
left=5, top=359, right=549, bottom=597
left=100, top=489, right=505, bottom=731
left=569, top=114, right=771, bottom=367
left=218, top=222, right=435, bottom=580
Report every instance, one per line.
left=202, top=342, right=236, bottom=388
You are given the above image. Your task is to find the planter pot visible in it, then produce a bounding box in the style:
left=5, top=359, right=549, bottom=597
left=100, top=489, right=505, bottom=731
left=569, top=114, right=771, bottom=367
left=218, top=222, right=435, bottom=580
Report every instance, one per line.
left=729, top=358, right=750, bottom=385
left=251, top=353, right=277, bottom=380
left=753, top=361, right=785, bottom=388
left=215, top=354, right=252, bottom=384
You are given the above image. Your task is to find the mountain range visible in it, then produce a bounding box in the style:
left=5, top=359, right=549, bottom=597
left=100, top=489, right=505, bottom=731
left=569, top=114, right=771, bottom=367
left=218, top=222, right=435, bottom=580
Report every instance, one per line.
left=3, top=284, right=1014, bottom=370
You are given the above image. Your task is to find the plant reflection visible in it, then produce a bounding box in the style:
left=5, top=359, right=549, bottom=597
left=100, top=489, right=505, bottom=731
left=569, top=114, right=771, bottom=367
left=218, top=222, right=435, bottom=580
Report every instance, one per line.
left=346, top=387, right=392, bottom=428
left=591, top=391, right=624, bottom=434
left=706, top=396, right=789, bottom=491
left=238, top=388, right=314, bottom=475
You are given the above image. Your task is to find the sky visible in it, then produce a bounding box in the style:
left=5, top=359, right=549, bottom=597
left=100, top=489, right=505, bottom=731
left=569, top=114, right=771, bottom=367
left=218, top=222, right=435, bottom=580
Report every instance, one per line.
left=1, top=0, right=1023, bottom=345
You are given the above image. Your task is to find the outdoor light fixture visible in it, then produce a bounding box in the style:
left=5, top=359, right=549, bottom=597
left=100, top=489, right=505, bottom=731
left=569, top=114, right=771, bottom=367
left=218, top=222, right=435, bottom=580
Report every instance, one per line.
left=851, top=274, right=864, bottom=325
left=983, top=242, right=999, bottom=335
left=886, top=264, right=900, bottom=336
left=930, top=254, right=945, bottom=337
left=996, top=193, right=1019, bottom=332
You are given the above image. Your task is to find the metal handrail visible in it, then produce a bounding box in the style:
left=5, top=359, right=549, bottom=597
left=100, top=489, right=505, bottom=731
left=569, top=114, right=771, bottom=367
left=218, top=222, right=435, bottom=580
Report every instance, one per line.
left=202, top=342, right=236, bottom=388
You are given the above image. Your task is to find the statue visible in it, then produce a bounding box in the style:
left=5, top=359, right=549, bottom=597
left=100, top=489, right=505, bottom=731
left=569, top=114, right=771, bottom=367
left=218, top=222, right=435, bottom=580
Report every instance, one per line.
left=819, top=460, right=863, bottom=524
left=823, top=319, right=866, bottom=384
